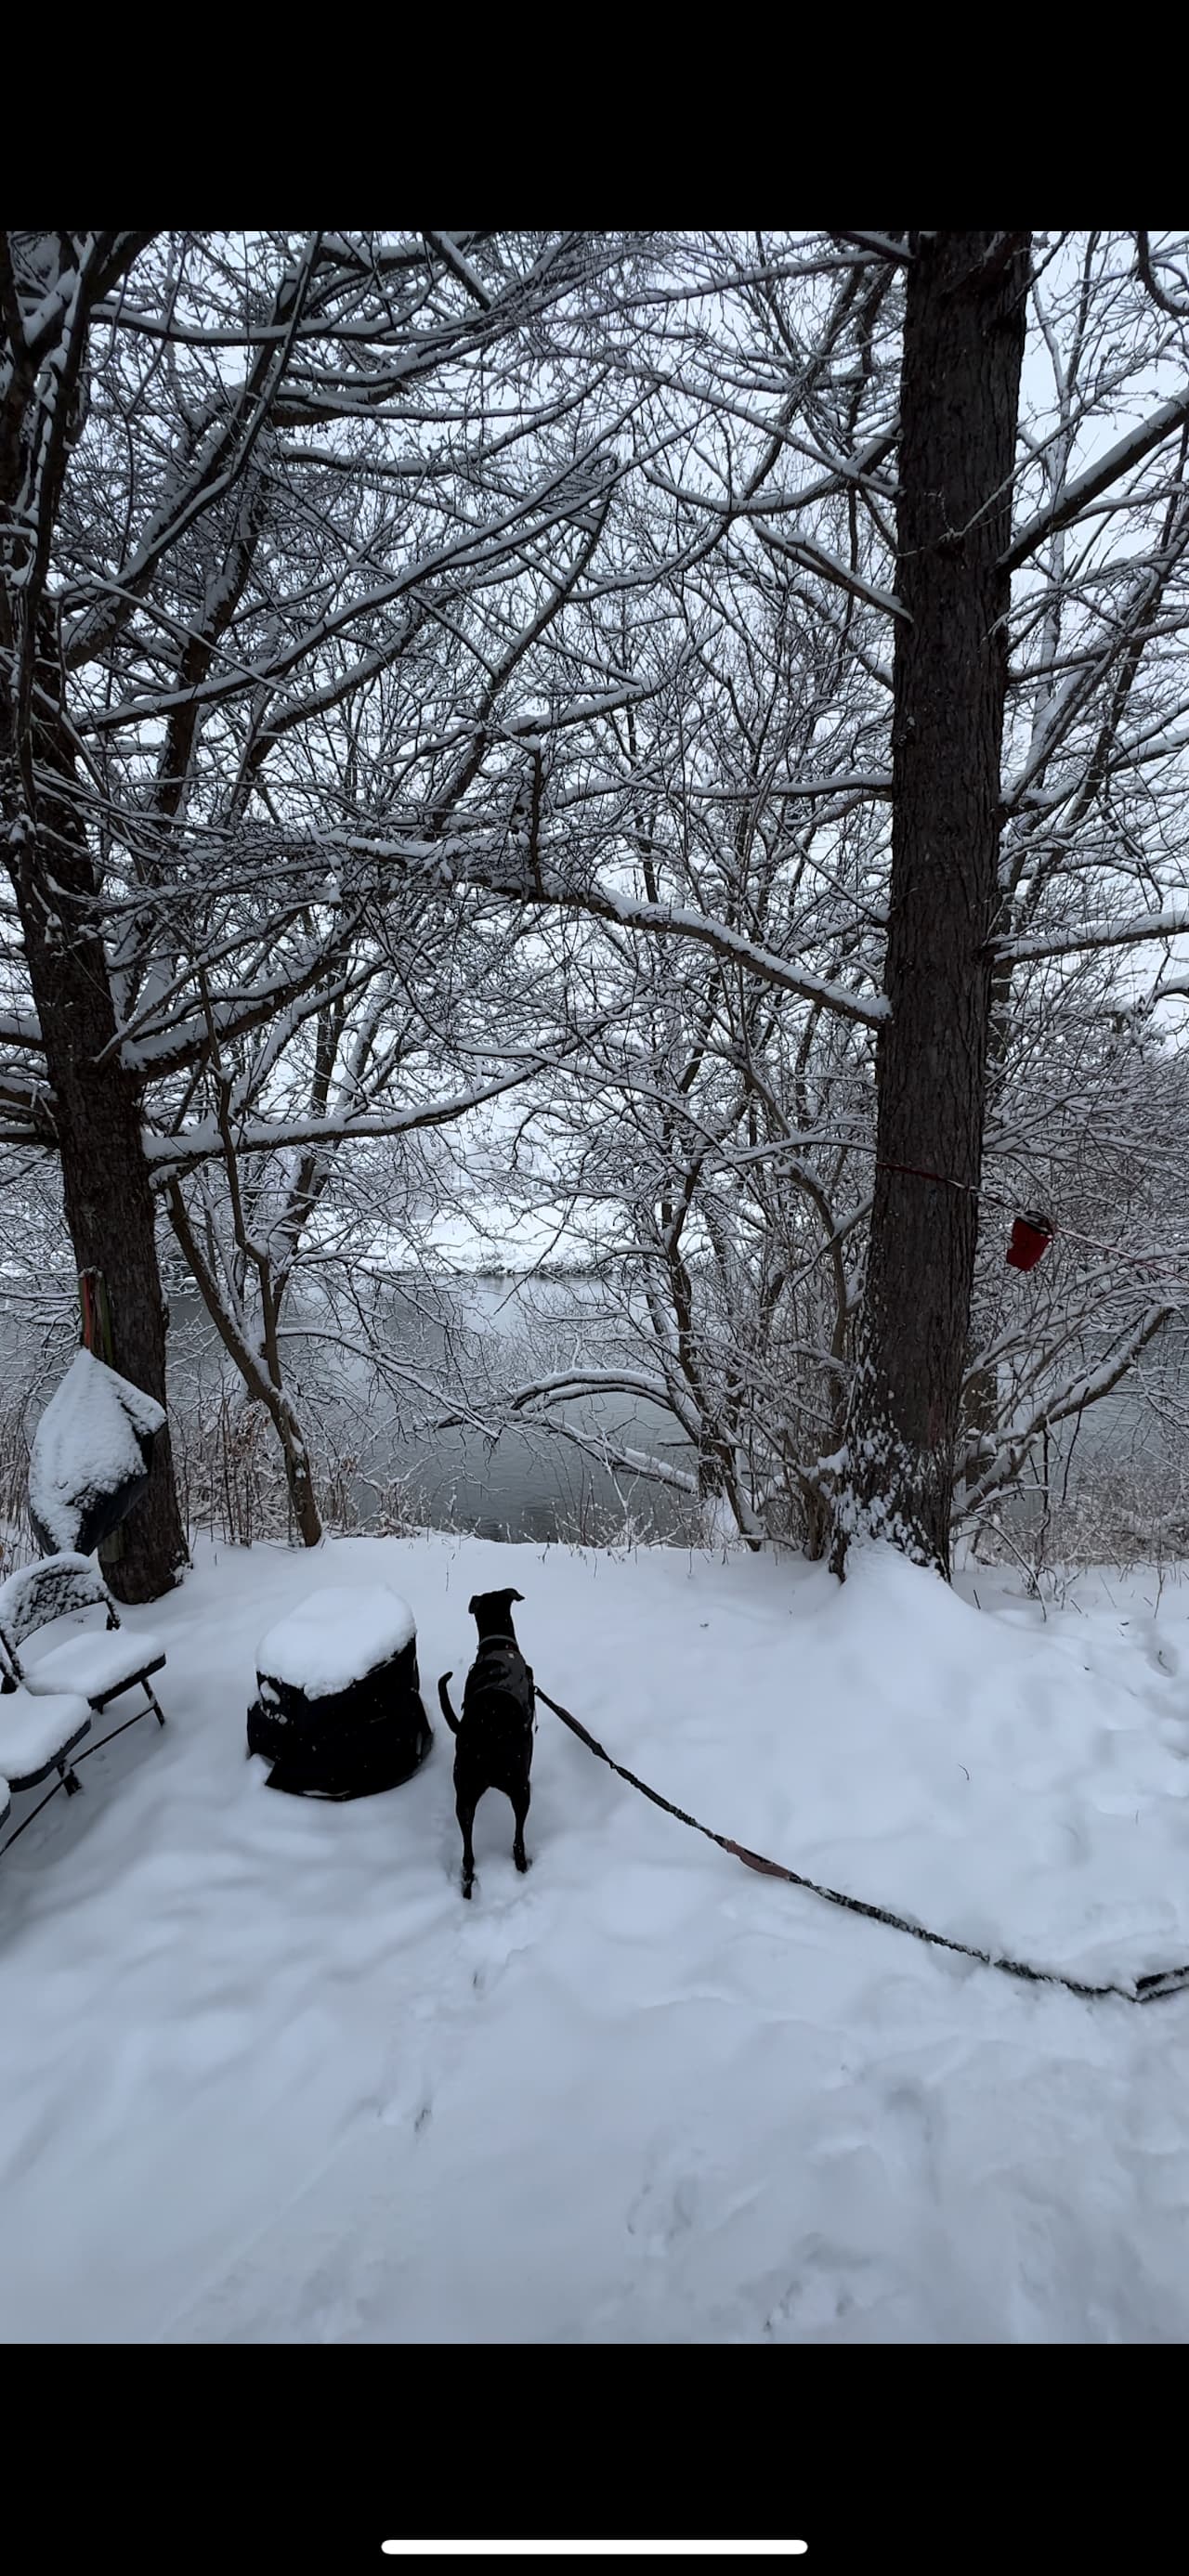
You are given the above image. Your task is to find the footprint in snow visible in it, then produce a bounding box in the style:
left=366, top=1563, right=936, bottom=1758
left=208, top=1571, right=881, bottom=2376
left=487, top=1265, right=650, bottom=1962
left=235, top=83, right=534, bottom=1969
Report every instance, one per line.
left=627, top=2140, right=710, bottom=2255
left=378, top=2072, right=436, bottom=2133
left=761, top=2236, right=892, bottom=2338
left=461, top=1883, right=547, bottom=1994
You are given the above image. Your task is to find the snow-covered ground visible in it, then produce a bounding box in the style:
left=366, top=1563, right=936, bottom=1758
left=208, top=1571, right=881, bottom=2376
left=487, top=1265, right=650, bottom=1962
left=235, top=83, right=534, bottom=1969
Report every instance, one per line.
left=3, top=1530, right=1189, bottom=2343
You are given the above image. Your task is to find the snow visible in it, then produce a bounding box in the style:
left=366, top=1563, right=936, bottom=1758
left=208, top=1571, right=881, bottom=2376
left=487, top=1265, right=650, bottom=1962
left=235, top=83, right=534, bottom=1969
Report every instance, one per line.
left=21, top=1627, right=164, bottom=1701
left=255, top=1585, right=416, bottom=1697
left=0, top=1550, right=107, bottom=1646
left=4, top=1530, right=1189, bottom=2340
left=1004, top=903, right=1189, bottom=964
left=27, top=1352, right=165, bottom=1555
left=1004, top=380, right=1189, bottom=572
left=0, top=1685, right=89, bottom=1782
left=557, top=888, right=887, bottom=1029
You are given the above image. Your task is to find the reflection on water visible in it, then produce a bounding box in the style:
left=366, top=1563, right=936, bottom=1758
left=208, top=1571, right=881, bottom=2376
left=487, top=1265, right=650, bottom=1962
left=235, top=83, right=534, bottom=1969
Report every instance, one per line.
left=164, top=1275, right=697, bottom=1545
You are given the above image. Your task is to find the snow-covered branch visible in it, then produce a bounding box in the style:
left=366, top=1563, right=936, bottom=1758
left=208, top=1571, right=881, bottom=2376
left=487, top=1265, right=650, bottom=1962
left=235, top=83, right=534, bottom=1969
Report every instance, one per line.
left=1001, top=907, right=1189, bottom=964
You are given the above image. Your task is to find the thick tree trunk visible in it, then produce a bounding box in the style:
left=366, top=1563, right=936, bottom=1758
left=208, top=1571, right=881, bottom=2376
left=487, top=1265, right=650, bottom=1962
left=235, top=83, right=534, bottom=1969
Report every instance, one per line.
left=8, top=686, right=189, bottom=1602
left=833, top=231, right=1029, bottom=1581
left=2, top=233, right=187, bottom=1601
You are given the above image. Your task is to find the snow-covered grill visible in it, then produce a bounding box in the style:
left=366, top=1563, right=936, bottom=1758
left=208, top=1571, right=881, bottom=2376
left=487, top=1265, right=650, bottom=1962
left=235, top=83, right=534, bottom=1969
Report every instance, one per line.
left=247, top=1585, right=431, bottom=1799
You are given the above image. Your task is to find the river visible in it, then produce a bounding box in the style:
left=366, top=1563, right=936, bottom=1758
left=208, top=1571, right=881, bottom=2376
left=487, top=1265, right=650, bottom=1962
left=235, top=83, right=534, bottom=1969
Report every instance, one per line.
left=7, top=1279, right=1186, bottom=1552
left=165, top=1275, right=699, bottom=1545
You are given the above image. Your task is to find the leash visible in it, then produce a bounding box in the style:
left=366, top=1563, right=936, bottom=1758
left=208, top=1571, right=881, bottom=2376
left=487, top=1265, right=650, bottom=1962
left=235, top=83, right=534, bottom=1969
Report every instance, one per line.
left=534, top=1686, right=1189, bottom=2007
left=12, top=1670, right=1186, bottom=2004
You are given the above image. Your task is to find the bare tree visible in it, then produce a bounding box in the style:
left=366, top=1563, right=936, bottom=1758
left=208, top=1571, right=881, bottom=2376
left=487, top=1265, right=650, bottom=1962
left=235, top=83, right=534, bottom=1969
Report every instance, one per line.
left=0, top=229, right=653, bottom=1587
left=7, top=228, right=1189, bottom=1592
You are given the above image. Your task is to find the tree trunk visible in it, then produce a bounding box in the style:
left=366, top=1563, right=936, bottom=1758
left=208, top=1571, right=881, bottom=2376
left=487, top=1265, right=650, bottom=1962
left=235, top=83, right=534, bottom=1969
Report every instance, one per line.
left=2, top=234, right=187, bottom=1602
left=8, top=679, right=189, bottom=1602
left=276, top=1403, right=323, bottom=1549
left=163, top=1178, right=323, bottom=1549
left=833, top=231, right=1029, bottom=1581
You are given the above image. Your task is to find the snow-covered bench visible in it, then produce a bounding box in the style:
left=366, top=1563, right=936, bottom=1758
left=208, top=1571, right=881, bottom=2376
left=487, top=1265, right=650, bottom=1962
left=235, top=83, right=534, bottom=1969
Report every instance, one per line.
left=0, top=1555, right=167, bottom=1736
left=0, top=1672, right=91, bottom=1804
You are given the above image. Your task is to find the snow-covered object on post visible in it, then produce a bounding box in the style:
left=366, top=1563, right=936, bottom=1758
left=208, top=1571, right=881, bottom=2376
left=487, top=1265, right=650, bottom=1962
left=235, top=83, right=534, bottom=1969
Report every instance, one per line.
left=247, top=1584, right=431, bottom=1800
left=1006, top=1211, right=1053, bottom=1273
left=28, top=1351, right=166, bottom=1559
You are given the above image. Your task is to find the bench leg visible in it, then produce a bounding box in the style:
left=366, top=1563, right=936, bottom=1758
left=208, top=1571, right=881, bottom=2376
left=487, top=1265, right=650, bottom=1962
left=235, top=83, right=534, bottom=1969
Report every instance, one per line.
left=58, top=1758, right=82, bottom=1797
left=143, top=1682, right=166, bottom=1728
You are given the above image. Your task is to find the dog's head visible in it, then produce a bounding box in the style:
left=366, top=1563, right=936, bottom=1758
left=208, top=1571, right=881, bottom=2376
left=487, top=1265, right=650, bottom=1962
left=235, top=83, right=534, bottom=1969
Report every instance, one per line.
left=468, top=1586, right=525, bottom=1642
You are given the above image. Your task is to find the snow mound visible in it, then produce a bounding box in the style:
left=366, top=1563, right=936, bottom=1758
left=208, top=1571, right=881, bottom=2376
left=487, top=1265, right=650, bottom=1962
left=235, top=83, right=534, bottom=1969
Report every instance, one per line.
left=255, top=1585, right=416, bottom=1698
left=28, top=1351, right=165, bottom=1555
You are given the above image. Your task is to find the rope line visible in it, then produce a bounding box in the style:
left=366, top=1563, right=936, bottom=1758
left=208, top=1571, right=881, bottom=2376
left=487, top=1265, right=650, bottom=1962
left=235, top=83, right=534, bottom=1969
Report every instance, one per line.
left=876, top=1157, right=1189, bottom=1285
left=535, top=1686, right=1189, bottom=2008
left=7, top=1677, right=1186, bottom=2008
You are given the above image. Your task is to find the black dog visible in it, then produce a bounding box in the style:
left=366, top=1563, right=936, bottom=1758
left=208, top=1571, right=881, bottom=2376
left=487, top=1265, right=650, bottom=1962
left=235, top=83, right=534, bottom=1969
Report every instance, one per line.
left=438, top=1588, right=534, bottom=1898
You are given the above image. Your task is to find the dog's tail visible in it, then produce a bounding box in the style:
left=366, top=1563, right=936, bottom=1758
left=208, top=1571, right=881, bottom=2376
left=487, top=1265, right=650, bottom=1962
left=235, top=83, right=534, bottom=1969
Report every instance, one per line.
left=438, top=1672, right=460, bottom=1735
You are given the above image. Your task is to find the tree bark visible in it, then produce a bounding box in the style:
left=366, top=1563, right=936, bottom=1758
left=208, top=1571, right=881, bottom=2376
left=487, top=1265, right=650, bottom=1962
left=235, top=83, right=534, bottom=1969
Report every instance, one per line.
left=163, top=1177, right=323, bottom=1548
left=8, top=683, right=189, bottom=1599
left=2, top=235, right=188, bottom=1601
left=833, top=230, right=1029, bottom=1580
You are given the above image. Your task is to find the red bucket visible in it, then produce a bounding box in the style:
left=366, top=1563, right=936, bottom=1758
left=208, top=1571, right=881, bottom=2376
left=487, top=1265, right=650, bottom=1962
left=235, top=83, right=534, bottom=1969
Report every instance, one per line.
left=1006, top=1212, right=1053, bottom=1273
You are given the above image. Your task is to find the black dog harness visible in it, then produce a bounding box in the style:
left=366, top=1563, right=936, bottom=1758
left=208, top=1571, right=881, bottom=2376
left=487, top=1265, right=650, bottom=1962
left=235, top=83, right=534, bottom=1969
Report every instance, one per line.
left=469, top=1635, right=534, bottom=1712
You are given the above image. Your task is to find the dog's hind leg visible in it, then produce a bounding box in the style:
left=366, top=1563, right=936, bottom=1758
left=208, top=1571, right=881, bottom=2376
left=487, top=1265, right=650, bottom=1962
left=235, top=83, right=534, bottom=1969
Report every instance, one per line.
left=456, top=1790, right=477, bottom=1898
left=511, top=1784, right=531, bottom=1876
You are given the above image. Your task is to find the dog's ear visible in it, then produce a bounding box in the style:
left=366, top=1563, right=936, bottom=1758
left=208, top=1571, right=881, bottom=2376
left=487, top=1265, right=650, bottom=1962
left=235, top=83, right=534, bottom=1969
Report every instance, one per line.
left=509, top=1589, right=524, bottom=1606
left=467, top=1594, right=480, bottom=1617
